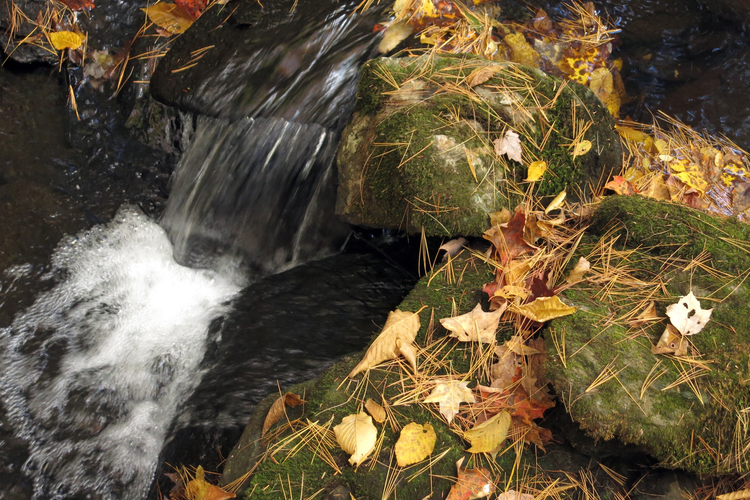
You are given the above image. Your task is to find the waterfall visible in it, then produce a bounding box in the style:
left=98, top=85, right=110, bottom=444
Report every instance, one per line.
left=0, top=0, right=381, bottom=497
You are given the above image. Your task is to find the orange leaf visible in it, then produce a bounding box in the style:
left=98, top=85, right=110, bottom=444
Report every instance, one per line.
left=604, top=175, right=638, bottom=195
left=174, top=0, right=206, bottom=18
left=142, top=3, right=195, bottom=34
left=60, top=0, right=94, bottom=10
left=262, top=392, right=304, bottom=436
left=446, top=458, right=495, bottom=500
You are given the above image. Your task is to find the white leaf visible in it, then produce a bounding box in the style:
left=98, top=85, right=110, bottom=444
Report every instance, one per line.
left=665, top=291, right=712, bottom=335
left=423, top=380, right=475, bottom=423
left=493, top=130, right=523, bottom=163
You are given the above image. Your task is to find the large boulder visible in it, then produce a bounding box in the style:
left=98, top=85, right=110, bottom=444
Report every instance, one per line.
left=336, top=55, right=621, bottom=236
left=546, top=195, right=750, bottom=475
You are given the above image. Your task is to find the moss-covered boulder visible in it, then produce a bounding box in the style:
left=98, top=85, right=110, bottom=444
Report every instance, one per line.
left=545, top=195, right=750, bottom=475
left=336, top=55, right=621, bottom=236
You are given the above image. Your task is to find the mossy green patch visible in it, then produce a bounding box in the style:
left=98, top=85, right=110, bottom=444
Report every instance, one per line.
left=336, top=54, right=621, bottom=236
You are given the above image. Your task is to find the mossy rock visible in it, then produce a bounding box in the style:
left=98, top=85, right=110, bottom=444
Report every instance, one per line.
left=545, top=195, right=750, bottom=476
left=336, top=54, right=621, bottom=236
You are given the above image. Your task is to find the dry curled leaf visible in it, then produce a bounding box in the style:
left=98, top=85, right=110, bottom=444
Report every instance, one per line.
left=446, top=458, right=495, bottom=500
left=262, top=392, right=304, bottom=436
left=544, top=190, right=566, bottom=213
left=464, top=411, right=511, bottom=454
left=334, top=413, right=378, bottom=466
left=348, top=309, right=420, bottom=377
left=185, top=466, right=235, bottom=500
left=378, top=20, right=413, bottom=53
left=365, top=398, right=386, bottom=423
left=466, top=65, right=503, bottom=87
left=395, top=422, right=436, bottom=467
left=439, top=237, right=467, bottom=259
left=565, top=256, right=590, bottom=283
left=718, top=489, right=750, bottom=500
left=424, top=380, right=475, bottom=423
left=572, top=139, right=592, bottom=157
left=629, top=301, right=658, bottom=327
left=493, top=130, right=523, bottom=163
left=512, top=295, right=576, bottom=322
left=652, top=324, right=688, bottom=356
left=440, top=303, right=506, bottom=344
left=666, top=291, right=712, bottom=335
left=497, top=489, right=535, bottom=500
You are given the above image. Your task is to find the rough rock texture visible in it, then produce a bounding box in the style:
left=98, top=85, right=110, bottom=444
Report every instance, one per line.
left=336, top=55, right=621, bottom=236
left=546, top=195, right=750, bottom=475
left=0, top=0, right=58, bottom=64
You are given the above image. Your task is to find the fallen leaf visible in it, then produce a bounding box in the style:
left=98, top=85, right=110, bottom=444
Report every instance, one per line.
left=666, top=291, right=712, bottom=335
left=446, top=458, right=495, bottom=500
left=489, top=208, right=512, bottom=227
left=439, top=237, right=468, bottom=259
left=512, top=295, right=576, bottom=323
left=615, top=125, right=650, bottom=144
left=466, top=65, right=503, bottom=87
left=348, top=309, right=420, bottom=377
left=565, top=256, right=590, bottom=283
left=365, top=398, right=386, bottom=423
left=718, top=489, right=750, bottom=500
left=60, top=0, right=94, bottom=10
left=174, top=0, right=206, bottom=18
left=394, top=422, right=436, bottom=466
left=378, top=20, right=413, bottom=53
left=424, top=380, right=475, bottom=423
left=185, top=466, right=236, bottom=500
left=629, top=301, right=658, bottom=327
left=642, top=175, right=671, bottom=201
left=483, top=209, right=537, bottom=264
left=652, top=324, right=688, bottom=356
left=504, top=335, right=540, bottom=356
left=262, top=392, right=304, bottom=436
left=572, top=140, right=592, bottom=157
left=491, top=344, right=522, bottom=390
left=142, top=2, right=195, bottom=34
left=440, top=303, right=506, bottom=344
left=605, top=175, right=638, bottom=195
left=493, top=130, right=523, bottom=163
left=544, top=190, right=566, bottom=213
left=334, top=413, right=378, bottom=466
left=524, top=160, right=547, bottom=181
left=48, top=31, right=83, bottom=50
left=497, top=490, right=535, bottom=500
left=464, top=411, right=511, bottom=454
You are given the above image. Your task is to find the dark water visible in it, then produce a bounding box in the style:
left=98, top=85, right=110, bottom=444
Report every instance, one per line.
left=1, top=0, right=749, bottom=499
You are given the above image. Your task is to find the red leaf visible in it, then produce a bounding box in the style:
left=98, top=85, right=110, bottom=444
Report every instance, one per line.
left=174, top=0, right=206, bottom=18
left=446, top=460, right=495, bottom=500
left=604, top=175, right=638, bottom=195
left=483, top=209, right=537, bottom=264
left=60, top=0, right=94, bottom=10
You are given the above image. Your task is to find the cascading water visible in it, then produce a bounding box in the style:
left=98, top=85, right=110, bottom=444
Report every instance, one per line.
left=0, top=1, right=382, bottom=498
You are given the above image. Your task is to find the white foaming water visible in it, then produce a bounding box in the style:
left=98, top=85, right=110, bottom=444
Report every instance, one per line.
left=0, top=206, right=241, bottom=499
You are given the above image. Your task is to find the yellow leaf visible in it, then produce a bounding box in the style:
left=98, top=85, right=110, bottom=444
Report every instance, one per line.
left=334, top=413, right=378, bottom=466
left=492, top=285, right=530, bottom=301
left=654, top=138, right=668, bottom=154
left=513, top=295, right=576, bottom=322
left=525, top=160, right=547, bottom=182
left=395, top=422, right=436, bottom=467
left=419, top=0, right=437, bottom=17
left=642, top=175, right=671, bottom=201
left=365, top=398, right=386, bottom=423
left=439, top=302, right=506, bottom=343
left=185, top=466, right=235, bottom=500
left=262, top=392, right=304, bottom=436
left=48, top=31, right=83, bottom=50
left=544, top=190, right=566, bottom=213
left=615, top=125, right=650, bottom=144
left=489, top=208, right=512, bottom=227
left=572, top=140, right=592, bottom=157
left=565, top=256, right=590, bottom=284
left=378, top=20, right=413, bottom=54
left=424, top=380, right=475, bottom=423
left=464, top=411, right=511, bottom=453
left=718, top=489, right=750, bottom=500
left=465, top=65, right=503, bottom=88
left=142, top=2, right=194, bottom=34
left=348, top=309, right=420, bottom=377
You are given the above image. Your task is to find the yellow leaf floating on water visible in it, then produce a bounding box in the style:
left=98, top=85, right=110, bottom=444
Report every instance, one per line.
left=464, top=411, right=511, bottom=454
left=395, top=422, right=436, bottom=467
left=48, top=31, right=83, bottom=50
left=142, top=2, right=194, bottom=34
left=513, top=295, right=576, bottom=322
left=424, top=380, right=475, bottom=423
left=334, top=413, right=378, bottom=466
left=185, top=466, right=236, bottom=500
left=348, top=309, right=420, bottom=377
left=525, top=160, right=547, bottom=181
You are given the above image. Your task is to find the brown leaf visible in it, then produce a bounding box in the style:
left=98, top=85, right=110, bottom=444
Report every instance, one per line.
left=446, top=458, right=495, bottom=500
left=483, top=209, right=537, bottom=264
left=349, top=309, right=421, bottom=377
left=364, top=398, right=386, bottom=423
left=466, top=65, right=503, bottom=87
left=652, top=324, right=688, bottom=356
left=262, top=392, right=304, bottom=436
left=424, top=380, right=475, bottom=423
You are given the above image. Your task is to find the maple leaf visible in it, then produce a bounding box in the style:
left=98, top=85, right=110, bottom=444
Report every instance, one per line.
left=424, top=380, right=475, bottom=423
left=395, top=422, right=436, bottom=467
left=262, top=392, right=304, bottom=436
left=605, top=175, right=638, bottom=195
left=493, top=130, right=523, bottom=163
left=348, top=309, right=420, bottom=377
left=491, top=344, right=522, bottom=390
left=483, top=209, right=537, bottom=264
left=440, top=303, right=506, bottom=343
left=185, top=466, right=235, bottom=500
left=513, top=418, right=553, bottom=451
left=334, top=413, right=378, bottom=466
left=666, top=291, right=712, bottom=335
left=446, top=458, right=495, bottom=500
left=464, top=411, right=511, bottom=454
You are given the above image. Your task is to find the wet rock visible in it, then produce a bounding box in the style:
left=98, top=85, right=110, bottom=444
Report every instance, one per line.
left=545, top=195, right=750, bottom=475
left=336, top=55, right=621, bottom=236
left=701, top=0, right=750, bottom=27
left=0, top=0, right=58, bottom=64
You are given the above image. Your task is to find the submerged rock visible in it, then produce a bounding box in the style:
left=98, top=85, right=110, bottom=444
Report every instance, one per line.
left=546, top=195, right=750, bottom=475
left=336, top=54, right=621, bottom=236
